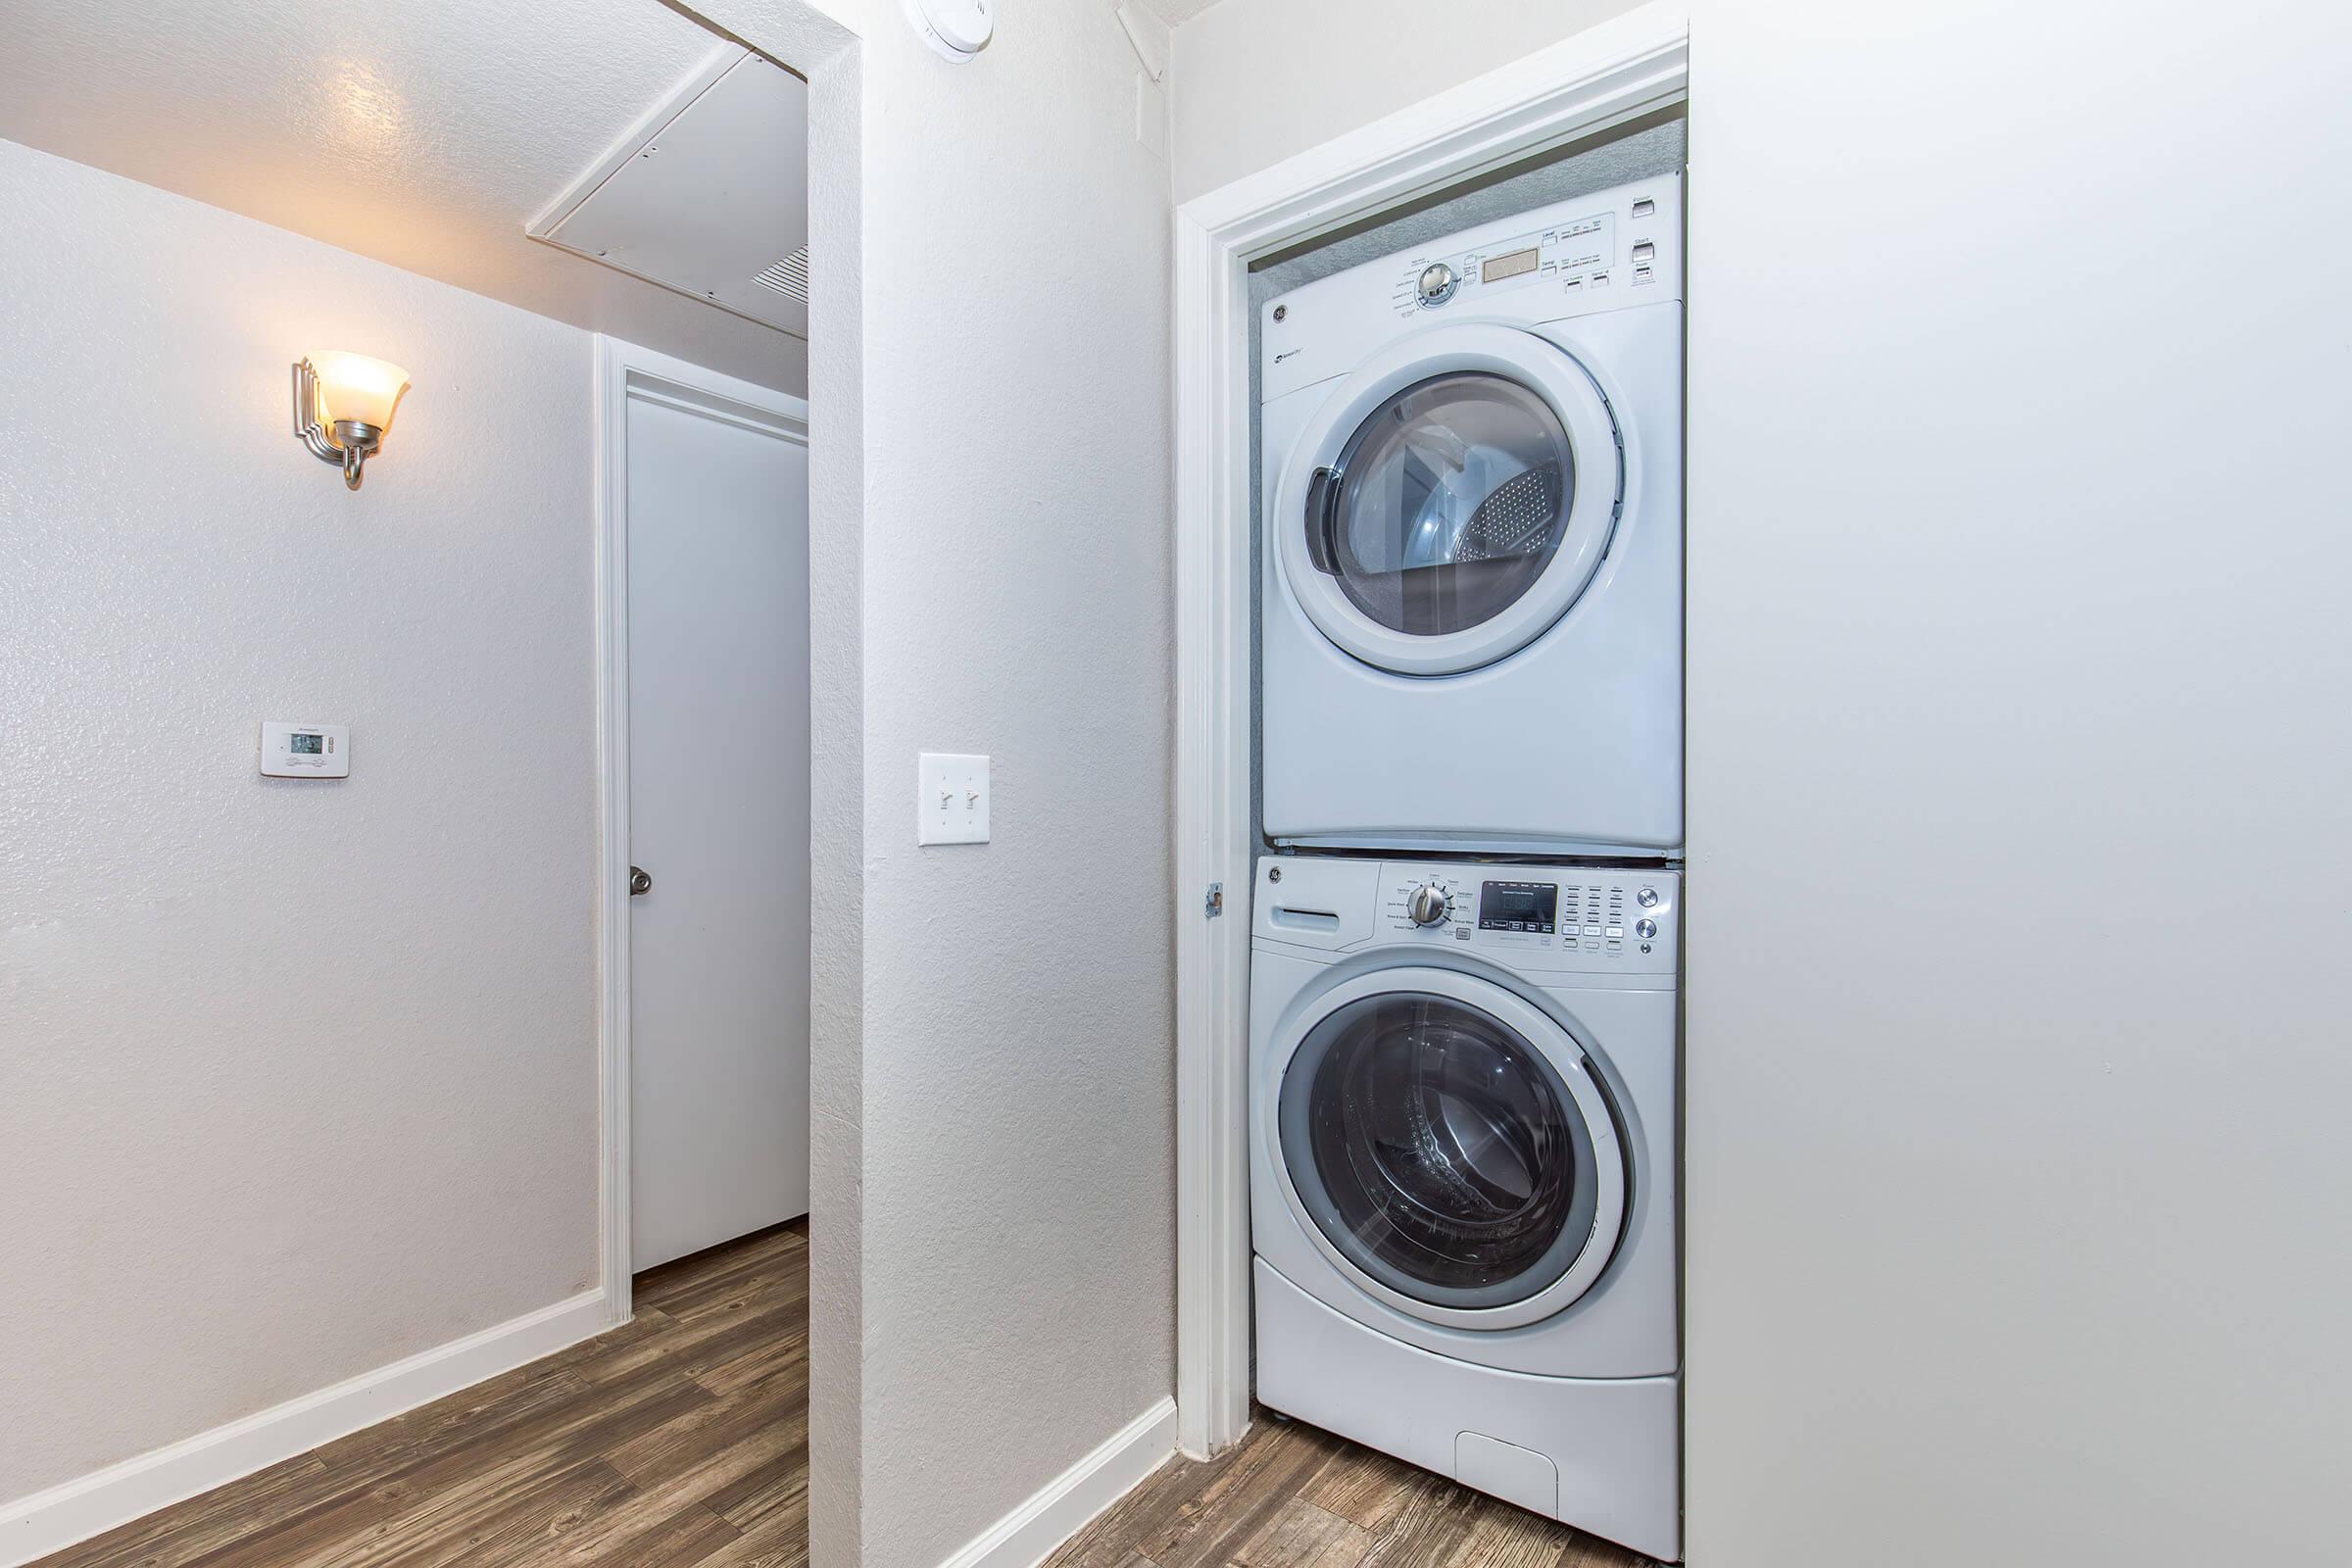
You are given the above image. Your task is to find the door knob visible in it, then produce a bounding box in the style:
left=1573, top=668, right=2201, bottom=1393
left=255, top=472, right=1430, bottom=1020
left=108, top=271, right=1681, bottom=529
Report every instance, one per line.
left=629, top=865, right=653, bottom=896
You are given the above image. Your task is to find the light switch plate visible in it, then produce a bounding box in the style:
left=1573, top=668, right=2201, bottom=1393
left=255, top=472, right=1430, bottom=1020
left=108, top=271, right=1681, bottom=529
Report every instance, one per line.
left=918, top=753, right=990, bottom=844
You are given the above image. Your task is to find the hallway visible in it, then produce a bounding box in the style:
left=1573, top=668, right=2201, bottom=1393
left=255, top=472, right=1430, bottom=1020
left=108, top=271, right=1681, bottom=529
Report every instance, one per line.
left=32, top=1224, right=809, bottom=1568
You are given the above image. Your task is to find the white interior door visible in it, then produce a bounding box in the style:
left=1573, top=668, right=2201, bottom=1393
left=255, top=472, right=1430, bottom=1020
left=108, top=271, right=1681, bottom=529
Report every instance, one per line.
left=626, top=378, right=810, bottom=1271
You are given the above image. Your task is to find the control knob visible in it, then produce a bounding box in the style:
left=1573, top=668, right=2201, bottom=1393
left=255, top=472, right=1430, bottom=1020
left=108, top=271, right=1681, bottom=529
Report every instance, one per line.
left=1417, top=263, right=1457, bottom=305
left=1407, top=883, right=1450, bottom=927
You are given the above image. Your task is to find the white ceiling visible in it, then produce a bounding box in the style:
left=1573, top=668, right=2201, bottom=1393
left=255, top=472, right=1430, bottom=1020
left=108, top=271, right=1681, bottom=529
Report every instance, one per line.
left=1137, top=0, right=1231, bottom=21
left=0, top=0, right=807, bottom=394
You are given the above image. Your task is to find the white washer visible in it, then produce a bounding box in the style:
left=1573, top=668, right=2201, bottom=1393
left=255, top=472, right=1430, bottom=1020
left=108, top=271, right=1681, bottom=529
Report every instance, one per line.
left=1261, top=176, right=1684, bottom=857
left=1250, top=854, right=1679, bottom=1561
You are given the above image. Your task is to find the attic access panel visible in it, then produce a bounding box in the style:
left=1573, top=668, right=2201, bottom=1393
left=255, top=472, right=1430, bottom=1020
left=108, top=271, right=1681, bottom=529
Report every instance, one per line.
left=531, top=49, right=809, bottom=337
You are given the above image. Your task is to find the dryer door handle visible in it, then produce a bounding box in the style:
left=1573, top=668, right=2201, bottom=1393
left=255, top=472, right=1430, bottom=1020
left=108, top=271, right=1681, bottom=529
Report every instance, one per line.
left=1304, top=466, right=1344, bottom=576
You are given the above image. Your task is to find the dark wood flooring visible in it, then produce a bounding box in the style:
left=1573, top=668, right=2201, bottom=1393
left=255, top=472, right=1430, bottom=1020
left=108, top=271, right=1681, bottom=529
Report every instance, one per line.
left=33, top=1221, right=809, bottom=1568
left=1044, top=1410, right=1656, bottom=1568
left=35, top=1228, right=1653, bottom=1568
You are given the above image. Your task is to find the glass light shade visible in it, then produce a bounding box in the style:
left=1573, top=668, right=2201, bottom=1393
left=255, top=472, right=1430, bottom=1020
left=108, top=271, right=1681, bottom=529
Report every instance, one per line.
left=309, top=351, right=410, bottom=431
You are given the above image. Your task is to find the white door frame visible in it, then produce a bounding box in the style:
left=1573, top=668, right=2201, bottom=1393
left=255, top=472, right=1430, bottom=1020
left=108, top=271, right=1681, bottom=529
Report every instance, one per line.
left=595, top=334, right=811, bottom=1321
left=1169, top=2, right=1691, bottom=1459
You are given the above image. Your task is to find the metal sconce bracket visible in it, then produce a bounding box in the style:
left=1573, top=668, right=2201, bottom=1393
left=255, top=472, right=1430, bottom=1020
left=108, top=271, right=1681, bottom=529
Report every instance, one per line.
left=291, top=358, right=386, bottom=490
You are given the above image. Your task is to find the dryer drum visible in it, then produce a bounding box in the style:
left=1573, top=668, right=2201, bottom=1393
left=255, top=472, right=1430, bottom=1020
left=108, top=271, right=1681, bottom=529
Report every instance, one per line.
left=1279, top=991, right=1603, bottom=1311
left=1319, top=371, right=1576, bottom=639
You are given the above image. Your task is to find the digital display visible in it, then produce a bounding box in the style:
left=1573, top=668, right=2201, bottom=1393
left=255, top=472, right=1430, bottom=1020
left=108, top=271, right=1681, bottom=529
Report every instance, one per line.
left=1481, top=247, right=1540, bottom=284
left=291, top=733, right=324, bottom=755
left=1479, top=880, right=1558, bottom=934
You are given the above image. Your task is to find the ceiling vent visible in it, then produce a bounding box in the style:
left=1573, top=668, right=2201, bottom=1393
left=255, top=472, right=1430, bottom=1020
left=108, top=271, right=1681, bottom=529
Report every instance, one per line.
left=527, top=48, right=808, bottom=337
left=755, top=246, right=810, bottom=303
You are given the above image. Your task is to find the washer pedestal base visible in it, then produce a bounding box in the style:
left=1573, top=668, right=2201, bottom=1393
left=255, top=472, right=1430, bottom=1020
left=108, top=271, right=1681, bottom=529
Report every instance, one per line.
left=1254, top=1257, right=1681, bottom=1562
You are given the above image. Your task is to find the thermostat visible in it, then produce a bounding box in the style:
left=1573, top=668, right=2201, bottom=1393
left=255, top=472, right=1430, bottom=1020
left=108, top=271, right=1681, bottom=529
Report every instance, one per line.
left=260, top=721, right=350, bottom=778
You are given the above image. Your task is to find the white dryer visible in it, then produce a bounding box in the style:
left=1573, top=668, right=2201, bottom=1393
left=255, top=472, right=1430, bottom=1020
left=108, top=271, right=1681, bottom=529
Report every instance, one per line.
left=1261, top=176, right=1683, bottom=857
left=1250, top=855, right=1679, bottom=1561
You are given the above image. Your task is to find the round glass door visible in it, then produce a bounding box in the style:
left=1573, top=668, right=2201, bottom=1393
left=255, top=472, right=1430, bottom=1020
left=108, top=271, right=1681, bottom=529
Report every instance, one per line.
left=1274, top=323, right=1624, bottom=677
left=1276, top=986, right=1613, bottom=1315
left=1312, top=372, right=1576, bottom=638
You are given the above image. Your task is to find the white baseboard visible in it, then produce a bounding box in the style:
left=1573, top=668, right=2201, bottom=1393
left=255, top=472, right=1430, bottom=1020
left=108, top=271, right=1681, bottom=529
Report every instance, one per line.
left=934, top=1396, right=1180, bottom=1568
left=0, top=1289, right=613, bottom=1568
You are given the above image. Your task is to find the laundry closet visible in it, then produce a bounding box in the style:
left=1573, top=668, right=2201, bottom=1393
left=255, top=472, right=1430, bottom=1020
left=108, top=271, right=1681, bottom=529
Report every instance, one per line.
left=1244, top=113, right=1689, bottom=1563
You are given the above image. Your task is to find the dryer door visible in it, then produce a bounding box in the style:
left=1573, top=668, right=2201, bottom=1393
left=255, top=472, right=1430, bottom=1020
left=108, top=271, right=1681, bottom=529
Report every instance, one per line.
left=1274, top=322, right=1623, bottom=677
left=1270, top=966, right=1627, bottom=1331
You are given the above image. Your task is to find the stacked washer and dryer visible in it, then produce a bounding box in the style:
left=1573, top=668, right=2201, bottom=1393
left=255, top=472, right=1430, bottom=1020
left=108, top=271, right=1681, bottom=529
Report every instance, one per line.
left=1251, top=176, right=1684, bottom=1562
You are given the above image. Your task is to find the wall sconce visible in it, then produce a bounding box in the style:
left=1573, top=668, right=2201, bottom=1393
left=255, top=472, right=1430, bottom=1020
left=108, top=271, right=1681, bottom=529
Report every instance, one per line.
left=291, top=352, right=410, bottom=490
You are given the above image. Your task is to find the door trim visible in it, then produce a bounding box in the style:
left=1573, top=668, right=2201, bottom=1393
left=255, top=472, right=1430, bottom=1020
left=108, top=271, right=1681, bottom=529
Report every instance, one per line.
left=1170, top=2, right=1690, bottom=1458
left=595, top=334, right=809, bottom=1322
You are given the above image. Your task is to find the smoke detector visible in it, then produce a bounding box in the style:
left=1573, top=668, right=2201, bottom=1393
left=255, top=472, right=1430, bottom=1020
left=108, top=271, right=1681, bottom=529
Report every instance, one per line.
left=906, top=0, right=993, bottom=63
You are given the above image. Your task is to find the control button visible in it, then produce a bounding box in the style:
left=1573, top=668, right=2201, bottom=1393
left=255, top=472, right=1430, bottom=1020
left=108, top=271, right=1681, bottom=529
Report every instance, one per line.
left=1636, top=918, right=1658, bottom=939
left=1632, top=240, right=1655, bottom=262
left=1637, top=887, right=1660, bottom=907
left=1605, top=926, right=1623, bottom=939
left=1584, top=940, right=1601, bottom=952
left=1632, top=197, right=1656, bottom=218
left=1584, top=924, right=1602, bottom=937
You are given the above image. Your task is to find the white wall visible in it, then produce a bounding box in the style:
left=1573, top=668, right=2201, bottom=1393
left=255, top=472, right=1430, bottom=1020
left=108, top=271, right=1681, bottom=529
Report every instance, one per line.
left=1175, top=1, right=2352, bottom=1563
left=1168, top=0, right=1645, bottom=203
left=693, top=5, right=1179, bottom=1567
left=0, top=139, right=597, bottom=1504
left=1681, top=2, right=2352, bottom=1561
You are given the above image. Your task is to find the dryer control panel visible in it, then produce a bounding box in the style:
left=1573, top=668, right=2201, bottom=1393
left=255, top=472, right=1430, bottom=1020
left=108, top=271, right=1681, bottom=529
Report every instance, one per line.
left=1395, top=209, right=1636, bottom=318
left=1261, top=173, right=1684, bottom=406
left=1254, top=856, right=1679, bottom=976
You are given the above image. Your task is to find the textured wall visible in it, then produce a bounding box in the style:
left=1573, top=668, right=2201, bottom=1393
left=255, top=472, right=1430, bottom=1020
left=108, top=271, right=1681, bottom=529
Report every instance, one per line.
left=0, top=139, right=598, bottom=1503
left=692, top=4, right=1180, bottom=1566
left=1168, top=0, right=1646, bottom=203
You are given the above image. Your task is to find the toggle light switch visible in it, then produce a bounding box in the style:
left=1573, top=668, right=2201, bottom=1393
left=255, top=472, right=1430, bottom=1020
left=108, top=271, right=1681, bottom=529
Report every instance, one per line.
left=917, top=753, right=990, bottom=844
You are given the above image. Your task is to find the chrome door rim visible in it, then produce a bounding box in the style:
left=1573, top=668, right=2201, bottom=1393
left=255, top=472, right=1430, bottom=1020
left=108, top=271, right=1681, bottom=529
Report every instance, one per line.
left=1273, top=322, right=1624, bottom=677
left=1264, top=965, right=1628, bottom=1331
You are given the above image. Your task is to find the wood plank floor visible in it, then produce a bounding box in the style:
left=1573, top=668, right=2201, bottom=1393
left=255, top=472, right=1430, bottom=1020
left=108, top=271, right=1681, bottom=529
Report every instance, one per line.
left=1044, top=1410, right=1657, bottom=1568
left=33, top=1221, right=809, bottom=1568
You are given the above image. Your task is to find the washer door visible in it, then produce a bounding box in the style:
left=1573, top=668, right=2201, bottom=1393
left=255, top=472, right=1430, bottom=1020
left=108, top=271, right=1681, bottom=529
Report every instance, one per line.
left=1274, top=322, right=1623, bottom=677
left=1270, top=967, right=1627, bottom=1331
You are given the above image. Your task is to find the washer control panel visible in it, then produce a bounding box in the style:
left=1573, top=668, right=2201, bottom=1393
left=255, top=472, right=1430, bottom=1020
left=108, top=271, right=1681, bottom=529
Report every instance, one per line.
left=1389, top=866, right=1674, bottom=963
left=1258, top=856, right=1678, bottom=975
